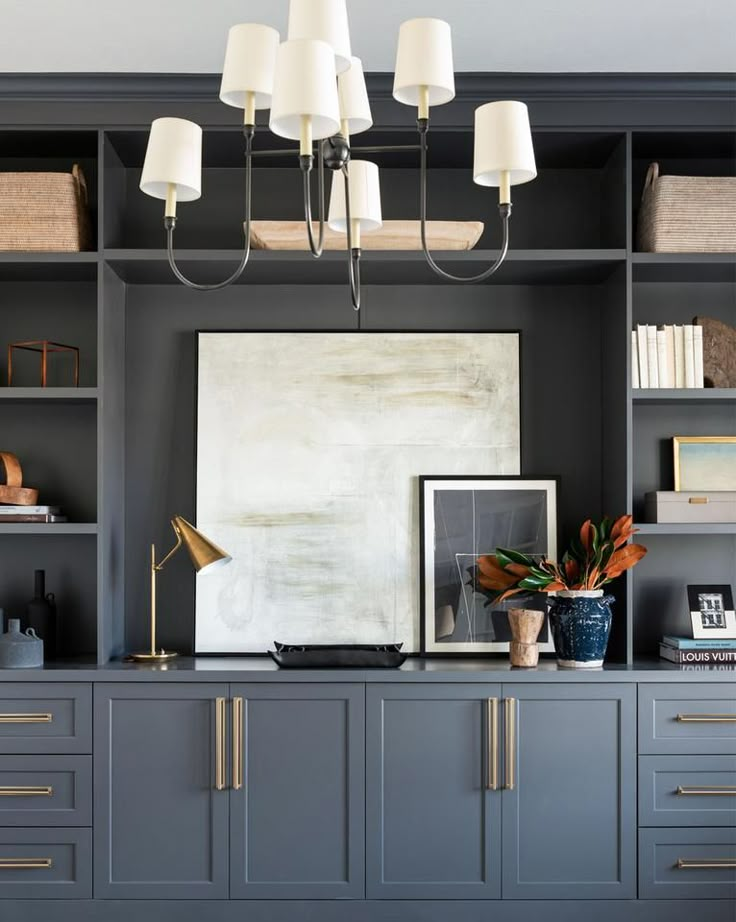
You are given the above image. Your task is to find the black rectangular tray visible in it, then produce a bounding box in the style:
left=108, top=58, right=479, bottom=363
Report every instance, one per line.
left=269, top=642, right=407, bottom=669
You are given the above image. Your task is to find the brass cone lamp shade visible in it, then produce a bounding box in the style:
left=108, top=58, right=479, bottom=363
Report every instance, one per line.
left=128, top=516, right=232, bottom=663
left=173, top=516, right=232, bottom=573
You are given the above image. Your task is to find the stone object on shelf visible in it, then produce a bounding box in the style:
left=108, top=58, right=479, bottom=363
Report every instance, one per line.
left=693, top=315, right=736, bottom=388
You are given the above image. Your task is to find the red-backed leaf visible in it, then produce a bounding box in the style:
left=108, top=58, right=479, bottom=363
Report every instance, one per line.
left=579, top=519, right=594, bottom=553
left=611, top=514, right=634, bottom=548
left=544, top=581, right=566, bottom=592
left=605, top=543, right=647, bottom=578
left=498, top=587, right=525, bottom=602
left=564, top=559, right=580, bottom=584
left=506, top=562, right=532, bottom=578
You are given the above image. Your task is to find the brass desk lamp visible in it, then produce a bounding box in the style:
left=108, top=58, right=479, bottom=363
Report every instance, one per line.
left=130, top=516, right=232, bottom=663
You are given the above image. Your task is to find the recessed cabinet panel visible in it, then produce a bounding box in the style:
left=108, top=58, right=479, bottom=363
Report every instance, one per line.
left=639, top=684, right=736, bottom=754
left=502, top=684, right=636, bottom=899
left=94, top=683, right=229, bottom=899
left=366, top=684, right=502, bottom=899
left=229, top=684, right=364, bottom=899
left=0, top=684, right=91, bottom=754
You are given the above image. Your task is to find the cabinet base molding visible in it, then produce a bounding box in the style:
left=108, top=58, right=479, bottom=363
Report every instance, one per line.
left=1, top=902, right=732, bottom=922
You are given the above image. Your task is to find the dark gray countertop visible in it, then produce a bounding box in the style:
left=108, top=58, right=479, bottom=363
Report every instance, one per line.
left=0, top=656, right=734, bottom=682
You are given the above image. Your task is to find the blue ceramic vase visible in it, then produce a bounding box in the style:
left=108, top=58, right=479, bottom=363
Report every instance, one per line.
left=547, top=591, right=614, bottom=668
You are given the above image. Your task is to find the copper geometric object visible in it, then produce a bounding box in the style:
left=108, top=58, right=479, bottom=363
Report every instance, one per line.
left=7, top=340, right=79, bottom=388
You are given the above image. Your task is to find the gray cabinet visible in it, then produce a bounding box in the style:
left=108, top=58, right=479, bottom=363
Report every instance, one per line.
left=94, top=683, right=230, bottom=899
left=229, top=683, right=364, bottom=899
left=502, top=683, right=637, bottom=899
left=367, top=682, right=636, bottom=901
left=366, top=684, right=502, bottom=899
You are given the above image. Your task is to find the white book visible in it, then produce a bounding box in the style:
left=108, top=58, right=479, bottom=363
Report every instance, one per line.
left=693, top=324, right=704, bottom=388
left=663, top=325, right=676, bottom=389
left=0, top=505, right=60, bottom=514
left=684, top=324, right=696, bottom=388
left=656, top=330, right=669, bottom=388
left=647, top=325, right=659, bottom=388
left=636, top=324, right=649, bottom=388
left=631, top=331, right=640, bottom=388
left=674, top=325, right=686, bottom=388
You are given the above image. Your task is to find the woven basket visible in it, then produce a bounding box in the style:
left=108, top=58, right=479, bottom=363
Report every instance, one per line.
left=637, top=162, right=736, bottom=252
left=0, top=164, right=92, bottom=251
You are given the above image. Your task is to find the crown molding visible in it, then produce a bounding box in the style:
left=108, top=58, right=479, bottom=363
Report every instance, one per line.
left=0, top=72, right=732, bottom=102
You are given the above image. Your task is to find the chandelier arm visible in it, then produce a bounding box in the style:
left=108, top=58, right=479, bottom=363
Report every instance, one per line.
left=418, top=126, right=511, bottom=283
left=342, top=165, right=361, bottom=312
left=165, top=129, right=254, bottom=291
left=302, top=144, right=326, bottom=258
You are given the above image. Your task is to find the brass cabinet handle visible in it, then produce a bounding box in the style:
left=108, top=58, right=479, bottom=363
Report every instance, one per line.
left=487, top=698, right=498, bottom=791
left=677, top=785, right=736, bottom=796
left=676, top=714, right=736, bottom=723
left=504, top=697, right=516, bottom=792
left=215, top=697, right=226, bottom=791
left=0, top=858, right=52, bottom=870
left=232, top=696, right=244, bottom=791
left=677, top=858, right=736, bottom=870
left=0, top=713, right=52, bottom=724
left=0, top=786, right=53, bottom=797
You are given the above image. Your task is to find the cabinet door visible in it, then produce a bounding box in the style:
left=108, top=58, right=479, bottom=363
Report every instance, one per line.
left=502, top=683, right=636, bottom=899
left=366, top=684, right=502, bottom=899
left=229, top=683, right=364, bottom=899
left=94, top=683, right=230, bottom=899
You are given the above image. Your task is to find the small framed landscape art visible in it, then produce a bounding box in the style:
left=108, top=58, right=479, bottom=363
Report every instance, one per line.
left=687, top=584, right=736, bottom=639
left=420, top=476, right=558, bottom=654
left=674, top=437, right=736, bottom=492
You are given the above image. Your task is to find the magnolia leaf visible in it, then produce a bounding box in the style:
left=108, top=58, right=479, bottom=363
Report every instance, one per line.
left=495, top=547, right=535, bottom=570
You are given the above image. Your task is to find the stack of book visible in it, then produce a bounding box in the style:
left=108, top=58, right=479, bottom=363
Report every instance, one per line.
left=0, top=505, right=67, bottom=524
left=631, top=324, right=704, bottom=389
left=660, top=635, right=736, bottom=664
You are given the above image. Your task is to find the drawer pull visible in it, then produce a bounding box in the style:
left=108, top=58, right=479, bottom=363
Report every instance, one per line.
left=676, top=714, right=736, bottom=723
left=215, top=697, right=226, bottom=791
left=487, top=697, right=498, bottom=791
left=232, top=696, right=244, bottom=791
left=677, top=785, right=736, bottom=796
left=0, top=713, right=52, bottom=724
left=677, top=858, right=736, bottom=870
left=0, top=786, right=53, bottom=797
left=0, top=858, right=52, bottom=870
left=504, top=697, right=516, bottom=792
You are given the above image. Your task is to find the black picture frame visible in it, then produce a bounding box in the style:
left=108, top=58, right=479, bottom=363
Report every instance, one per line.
left=419, top=475, right=559, bottom=655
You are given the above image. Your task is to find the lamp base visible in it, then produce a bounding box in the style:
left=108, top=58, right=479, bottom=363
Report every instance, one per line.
left=127, top=650, right=179, bottom=663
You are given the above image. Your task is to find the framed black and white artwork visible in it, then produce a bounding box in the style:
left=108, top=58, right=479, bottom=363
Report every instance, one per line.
left=687, top=584, right=736, bottom=639
left=420, top=476, right=558, bottom=654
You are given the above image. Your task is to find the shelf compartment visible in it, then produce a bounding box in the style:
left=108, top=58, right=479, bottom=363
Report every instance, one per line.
left=104, top=248, right=626, bottom=286
left=0, top=253, right=97, bottom=282
left=104, top=128, right=627, bottom=250
left=633, top=389, right=736, bottom=404
left=0, top=402, right=97, bottom=523
left=0, top=532, right=97, bottom=656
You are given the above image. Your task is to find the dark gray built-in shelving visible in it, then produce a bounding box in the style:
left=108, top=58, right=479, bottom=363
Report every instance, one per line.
left=0, top=74, right=732, bottom=664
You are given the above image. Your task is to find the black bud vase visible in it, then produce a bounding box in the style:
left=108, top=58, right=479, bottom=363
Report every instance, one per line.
left=26, top=570, right=56, bottom=660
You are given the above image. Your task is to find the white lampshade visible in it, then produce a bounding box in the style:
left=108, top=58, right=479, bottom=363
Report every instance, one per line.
left=287, top=0, right=352, bottom=74
left=139, top=117, right=202, bottom=202
left=393, top=18, right=455, bottom=107
left=473, top=101, right=537, bottom=187
left=338, top=57, right=372, bottom=135
left=328, top=160, right=382, bottom=233
left=269, top=39, right=340, bottom=141
left=219, top=23, right=280, bottom=110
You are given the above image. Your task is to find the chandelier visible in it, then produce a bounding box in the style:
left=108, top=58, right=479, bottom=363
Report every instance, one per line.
left=140, top=2, right=537, bottom=310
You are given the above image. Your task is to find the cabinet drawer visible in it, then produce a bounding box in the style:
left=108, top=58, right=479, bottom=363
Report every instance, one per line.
left=0, top=755, right=91, bottom=826
left=0, top=827, right=91, bottom=899
left=0, top=684, right=91, bottom=754
left=639, top=684, right=736, bottom=754
left=639, top=755, right=736, bottom=826
left=639, top=827, right=736, bottom=899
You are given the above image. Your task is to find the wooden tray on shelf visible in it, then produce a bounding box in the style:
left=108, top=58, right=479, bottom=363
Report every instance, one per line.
left=250, top=219, right=484, bottom=251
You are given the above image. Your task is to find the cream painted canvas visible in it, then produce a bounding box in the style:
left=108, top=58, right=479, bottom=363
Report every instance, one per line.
left=195, top=332, right=520, bottom=653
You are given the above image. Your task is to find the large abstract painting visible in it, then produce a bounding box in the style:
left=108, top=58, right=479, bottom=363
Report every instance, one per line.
left=195, top=332, right=520, bottom=653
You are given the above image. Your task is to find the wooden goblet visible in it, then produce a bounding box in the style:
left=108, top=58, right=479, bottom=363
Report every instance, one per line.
left=508, top=608, right=545, bottom=668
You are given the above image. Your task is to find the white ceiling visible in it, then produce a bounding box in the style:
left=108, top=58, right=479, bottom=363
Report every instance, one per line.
left=0, top=0, right=734, bottom=73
